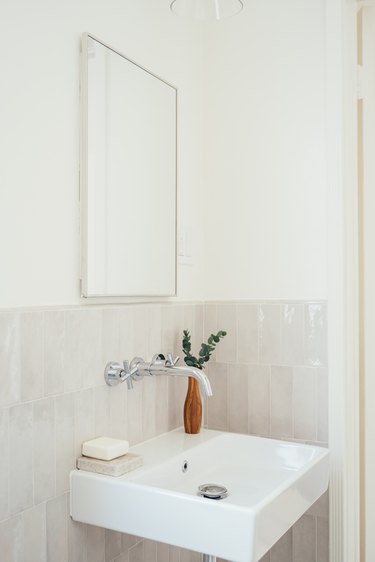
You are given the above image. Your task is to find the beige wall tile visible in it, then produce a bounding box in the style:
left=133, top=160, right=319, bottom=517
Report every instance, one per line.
left=105, top=529, right=122, bottom=562
left=216, top=305, right=237, bottom=363
left=280, top=304, right=304, bottom=366
left=0, top=408, right=9, bottom=520
left=87, top=525, right=105, bottom=562
left=109, top=385, right=127, bottom=440
left=228, top=364, right=248, bottom=434
left=23, top=503, right=46, bottom=562
left=44, top=311, right=65, bottom=396
left=157, top=541, right=170, bottom=562
left=0, top=313, right=20, bottom=406
left=0, top=514, right=23, bottom=562
left=270, top=367, right=293, bottom=438
left=147, top=306, right=163, bottom=358
left=46, top=494, right=68, bottom=562
left=102, top=308, right=120, bottom=368
left=248, top=365, right=270, bottom=437
left=20, top=312, right=44, bottom=402
left=129, top=541, right=144, bottom=562
left=64, top=310, right=102, bottom=392
left=169, top=545, right=181, bottom=562
left=237, top=304, right=259, bottom=364
left=293, top=367, right=317, bottom=441
left=9, top=403, right=33, bottom=515
left=127, top=383, right=143, bottom=445
left=204, top=305, right=217, bottom=358
left=119, top=307, right=135, bottom=363
left=74, top=389, right=95, bottom=458
left=94, top=385, right=110, bottom=437
left=122, top=533, right=138, bottom=552
left=269, top=528, right=292, bottom=562
left=143, top=539, right=157, bottom=561
left=155, top=376, right=169, bottom=435
left=259, top=305, right=281, bottom=365
left=33, top=398, right=55, bottom=504
left=207, top=363, right=228, bottom=431
left=142, top=377, right=157, bottom=441
left=68, top=518, right=87, bottom=562
left=317, top=515, right=329, bottom=562
left=55, top=394, right=75, bottom=495
left=292, top=514, right=316, bottom=562
left=304, top=303, right=328, bottom=367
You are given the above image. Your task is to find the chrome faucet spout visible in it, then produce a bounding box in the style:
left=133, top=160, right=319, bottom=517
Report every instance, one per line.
left=150, top=364, right=213, bottom=397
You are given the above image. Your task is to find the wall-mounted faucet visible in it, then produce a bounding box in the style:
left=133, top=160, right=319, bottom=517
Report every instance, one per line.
left=104, top=354, right=213, bottom=397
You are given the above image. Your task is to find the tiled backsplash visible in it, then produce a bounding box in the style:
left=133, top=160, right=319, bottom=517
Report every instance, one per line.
left=0, top=301, right=328, bottom=562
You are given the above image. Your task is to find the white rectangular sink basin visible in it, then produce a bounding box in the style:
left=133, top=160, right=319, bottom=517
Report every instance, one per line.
left=70, top=429, right=329, bottom=562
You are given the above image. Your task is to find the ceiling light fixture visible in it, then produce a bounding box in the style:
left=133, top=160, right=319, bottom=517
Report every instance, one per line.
left=170, top=0, right=243, bottom=21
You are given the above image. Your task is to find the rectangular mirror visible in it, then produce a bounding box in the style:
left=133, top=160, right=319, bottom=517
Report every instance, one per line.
left=80, top=34, right=177, bottom=297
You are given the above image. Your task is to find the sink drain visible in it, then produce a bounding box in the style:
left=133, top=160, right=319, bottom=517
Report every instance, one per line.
left=197, top=484, right=228, bottom=500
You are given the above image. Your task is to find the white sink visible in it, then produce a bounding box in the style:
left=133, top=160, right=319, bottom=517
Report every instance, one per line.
left=70, top=428, right=329, bottom=562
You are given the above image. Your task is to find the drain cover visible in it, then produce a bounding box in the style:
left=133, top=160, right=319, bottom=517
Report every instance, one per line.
left=197, top=484, right=228, bottom=500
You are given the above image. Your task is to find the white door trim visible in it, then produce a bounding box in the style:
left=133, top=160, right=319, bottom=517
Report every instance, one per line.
left=326, top=0, right=360, bottom=561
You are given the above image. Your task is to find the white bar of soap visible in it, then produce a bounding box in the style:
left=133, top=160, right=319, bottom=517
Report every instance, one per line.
left=82, top=437, right=129, bottom=461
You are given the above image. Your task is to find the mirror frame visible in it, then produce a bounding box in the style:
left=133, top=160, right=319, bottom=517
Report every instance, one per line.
left=80, top=33, right=178, bottom=298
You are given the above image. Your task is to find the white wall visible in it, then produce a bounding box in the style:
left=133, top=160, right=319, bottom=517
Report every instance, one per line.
left=0, top=0, right=206, bottom=308
left=0, top=0, right=328, bottom=308
left=202, top=0, right=328, bottom=300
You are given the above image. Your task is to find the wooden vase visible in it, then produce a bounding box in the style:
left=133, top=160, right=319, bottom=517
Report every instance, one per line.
left=184, top=376, right=202, bottom=434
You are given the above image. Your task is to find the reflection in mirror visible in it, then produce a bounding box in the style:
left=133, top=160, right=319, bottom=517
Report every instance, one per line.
left=81, top=34, right=177, bottom=297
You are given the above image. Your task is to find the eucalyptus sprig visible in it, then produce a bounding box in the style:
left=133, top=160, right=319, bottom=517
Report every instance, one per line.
left=182, top=329, right=227, bottom=370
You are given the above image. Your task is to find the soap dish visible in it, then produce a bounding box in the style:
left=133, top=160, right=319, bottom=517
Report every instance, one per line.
left=77, top=453, right=143, bottom=477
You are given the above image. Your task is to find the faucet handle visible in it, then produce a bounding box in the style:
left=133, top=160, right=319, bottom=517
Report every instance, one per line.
left=166, top=353, right=180, bottom=366
left=122, top=360, right=138, bottom=390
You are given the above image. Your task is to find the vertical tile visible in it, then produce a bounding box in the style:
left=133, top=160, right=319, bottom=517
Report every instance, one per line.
left=33, top=398, right=55, bottom=504
left=259, top=553, right=270, bottom=562
left=20, top=312, right=44, bottom=402
left=155, top=375, right=169, bottom=435
left=102, top=308, right=120, bottom=367
left=317, top=368, right=328, bottom=443
left=280, top=304, right=304, bottom=366
left=147, top=306, right=162, bottom=358
left=180, top=549, right=201, bottom=562
left=119, top=307, right=135, bottom=364
left=269, top=528, right=292, bottom=562
left=157, top=542, right=170, bottom=562
left=46, top=494, right=68, bottom=562
left=68, top=518, right=87, bottom=562
left=162, top=305, right=184, bottom=357
left=143, top=539, right=157, bottom=562
left=44, top=311, right=65, bottom=396
left=109, top=385, right=127, bottom=440
left=122, top=533, right=138, bottom=553
left=270, top=367, right=293, bottom=438
left=9, top=403, right=33, bottom=515
left=317, top=516, right=329, bottom=562
left=293, top=367, right=317, bottom=441
left=169, top=545, right=181, bottom=562
left=127, top=383, right=143, bottom=445
left=216, top=305, right=237, bottom=363
left=94, top=386, right=110, bottom=437
left=105, top=529, right=122, bottom=562
left=23, top=503, right=46, bottom=562
left=248, top=365, right=270, bottom=437
left=203, top=305, right=217, bottom=359
left=0, top=313, right=20, bottom=406
left=133, top=306, right=148, bottom=360
left=193, top=304, right=204, bottom=354
left=64, top=309, right=102, bottom=392
left=0, top=514, right=23, bottom=562
left=129, top=541, right=144, bottom=562
left=142, top=377, right=157, bottom=441
left=304, top=303, right=328, bottom=367
left=207, top=363, right=228, bottom=431
left=228, top=364, right=248, bottom=434
left=292, top=514, right=316, bottom=562
left=237, top=304, right=259, bottom=363
left=74, top=389, right=95, bottom=458
left=55, top=394, right=75, bottom=495
left=0, top=408, right=9, bottom=520
left=259, top=305, right=281, bottom=365
left=87, top=525, right=105, bottom=562
left=168, top=376, right=185, bottom=431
